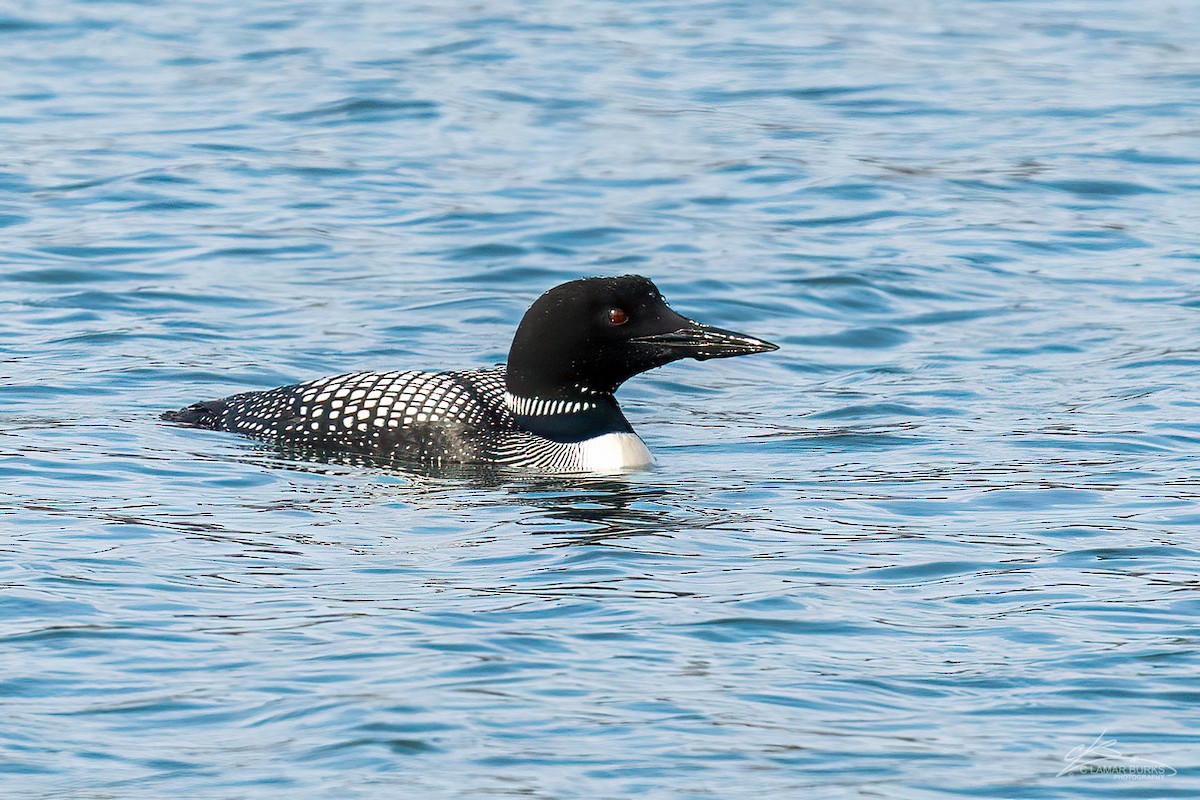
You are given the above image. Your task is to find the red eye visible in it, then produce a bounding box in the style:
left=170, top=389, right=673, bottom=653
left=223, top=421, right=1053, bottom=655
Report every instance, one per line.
left=609, top=308, right=628, bottom=325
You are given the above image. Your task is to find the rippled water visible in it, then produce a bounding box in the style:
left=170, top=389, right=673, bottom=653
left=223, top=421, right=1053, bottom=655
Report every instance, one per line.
left=3, top=1, right=1199, bottom=797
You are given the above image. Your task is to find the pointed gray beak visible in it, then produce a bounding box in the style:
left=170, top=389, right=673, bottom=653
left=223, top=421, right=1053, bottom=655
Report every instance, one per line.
left=631, top=320, right=779, bottom=361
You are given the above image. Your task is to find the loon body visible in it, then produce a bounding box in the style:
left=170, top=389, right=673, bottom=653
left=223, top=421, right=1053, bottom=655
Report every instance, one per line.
left=163, top=275, right=777, bottom=473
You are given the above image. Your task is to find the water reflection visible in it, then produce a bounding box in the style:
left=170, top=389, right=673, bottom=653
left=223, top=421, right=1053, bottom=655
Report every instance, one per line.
left=221, top=439, right=690, bottom=548
left=500, top=477, right=680, bottom=548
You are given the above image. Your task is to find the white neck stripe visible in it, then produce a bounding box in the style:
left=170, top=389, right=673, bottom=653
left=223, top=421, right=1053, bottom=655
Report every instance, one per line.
left=504, top=392, right=599, bottom=417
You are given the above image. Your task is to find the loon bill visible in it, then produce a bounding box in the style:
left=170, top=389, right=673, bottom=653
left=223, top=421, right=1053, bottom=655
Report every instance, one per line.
left=163, top=275, right=778, bottom=473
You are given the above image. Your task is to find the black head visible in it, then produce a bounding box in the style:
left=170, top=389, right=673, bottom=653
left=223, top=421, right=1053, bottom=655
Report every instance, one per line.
left=505, top=275, right=777, bottom=398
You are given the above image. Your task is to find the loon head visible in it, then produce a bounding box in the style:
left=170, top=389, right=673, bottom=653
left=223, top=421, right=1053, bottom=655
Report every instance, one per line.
left=506, top=275, right=777, bottom=400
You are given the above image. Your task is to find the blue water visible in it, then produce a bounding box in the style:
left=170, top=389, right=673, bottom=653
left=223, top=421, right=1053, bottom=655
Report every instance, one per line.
left=3, top=1, right=1199, bottom=797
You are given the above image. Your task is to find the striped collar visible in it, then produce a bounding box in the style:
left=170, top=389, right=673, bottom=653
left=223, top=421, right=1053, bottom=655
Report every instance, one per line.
left=504, top=392, right=600, bottom=417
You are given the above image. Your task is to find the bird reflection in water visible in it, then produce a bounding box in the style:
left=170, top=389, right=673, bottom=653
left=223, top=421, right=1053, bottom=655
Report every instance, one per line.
left=244, top=443, right=685, bottom=551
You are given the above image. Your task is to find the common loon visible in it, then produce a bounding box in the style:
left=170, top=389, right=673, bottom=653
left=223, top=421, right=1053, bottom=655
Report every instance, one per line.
left=162, top=275, right=777, bottom=473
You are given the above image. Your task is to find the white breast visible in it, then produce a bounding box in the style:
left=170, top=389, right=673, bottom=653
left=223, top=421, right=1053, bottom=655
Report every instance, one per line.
left=575, top=432, right=654, bottom=472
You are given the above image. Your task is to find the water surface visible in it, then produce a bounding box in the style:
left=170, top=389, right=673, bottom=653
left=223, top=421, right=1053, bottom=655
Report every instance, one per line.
left=3, top=1, right=1199, bottom=797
